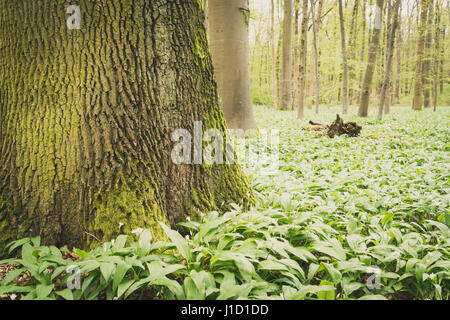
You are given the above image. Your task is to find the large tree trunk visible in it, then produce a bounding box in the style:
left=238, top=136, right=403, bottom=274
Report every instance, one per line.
left=338, top=0, right=349, bottom=115
left=412, top=0, right=429, bottom=110
left=296, top=0, right=309, bottom=118
left=378, top=0, right=400, bottom=120
left=0, top=0, right=252, bottom=256
left=208, top=0, right=257, bottom=129
left=358, top=0, right=385, bottom=117
left=281, top=0, right=294, bottom=110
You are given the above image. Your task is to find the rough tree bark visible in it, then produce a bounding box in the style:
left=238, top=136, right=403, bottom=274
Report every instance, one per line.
left=208, top=0, right=257, bottom=129
left=338, top=0, right=349, bottom=115
left=358, top=0, right=385, bottom=117
left=0, top=0, right=252, bottom=256
left=281, top=0, right=294, bottom=110
left=413, top=0, right=429, bottom=110
left=378, top=0, right=400, bottom=120
left=295, top=0, right=309, bottom=118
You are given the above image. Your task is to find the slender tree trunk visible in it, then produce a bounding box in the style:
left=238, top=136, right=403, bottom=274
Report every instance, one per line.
left=292, top=1, right=300, bottom=110
left=0, top=0, right=252, bottom=254
left=306, top=0, right=323, bottom=109
left=378, top=0, right=400, bottom=120
left=310, top=0, right=320, bottom=114
left=412, top=0, right=429, bottom=110
left=395, top=5, right=402, bottom=104
left=209, top=0, right=257, bottom=129
left=440, top=28, right=445, bottom=94
left=203, top=0, right=209, bottom=32
left=423, top=0, right=434, bottom=109
left=339, top=0, right=349, bottom=115
left=433, top=0, right=441, bottom=111
left=349, top=0, right=360, bottom=105
left=359, top=0, right=385, bottom=117
left=281, top=0, right=294, bottom=110
left=359, top=0, right=367, bottom=105
left=296, top=0, right=309, bottom=118
left=271, top=0, right=278, bottom=108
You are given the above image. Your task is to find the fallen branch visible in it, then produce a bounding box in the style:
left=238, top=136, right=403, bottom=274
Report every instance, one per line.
left=304, top=114, right=362, bottom=138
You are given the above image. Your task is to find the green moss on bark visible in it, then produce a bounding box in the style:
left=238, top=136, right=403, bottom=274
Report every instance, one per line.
left=0, top=188, right=33, bottom=258
left=86, top=174, right=168, bottom=249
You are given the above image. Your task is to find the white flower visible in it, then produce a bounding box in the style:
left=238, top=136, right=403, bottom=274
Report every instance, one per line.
left=131, top=228, right=143, bottom=235
left=118, top=222, right=124, bottom=229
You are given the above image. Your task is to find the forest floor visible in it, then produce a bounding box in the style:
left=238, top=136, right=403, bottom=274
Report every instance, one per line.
left=234, top=105, right=449, bottom=299
left=1, top=105, right=449, bottom=300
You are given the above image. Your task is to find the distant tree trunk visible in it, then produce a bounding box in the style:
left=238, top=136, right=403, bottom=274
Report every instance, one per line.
left=440, top=28, right=445, bottom=94
left=310, top=0, right=320, bottom=114
left=349, top=0, right=360, bottom=105
left=358, top=0, right=367, bottom=104
left=338, top=0, right=349, bottom=115
left=306, top=0, right=323, bottom=109
left=0, top=0, right=252, bottom=255
left=209, top=0, right=257, bottom=129
left=412, top=0, right=429, bottom=110
left=433, top=0, right=441, bottom=111
left=203, top=0, right=209, bottom=32
left=422, top=0, right=433, bottom=109
left=358, top=0, right=385, bottom=117
left=296, top=0, right=309, bottom=118
left=292, top=1, right=300, bottom=110
left=271, top=0, right=278, bottom=108
left=378, top=0, right=400, bottom=120
left=395, top=6, right=402, bottom=104
left=281, top=0, right=294, bottom=110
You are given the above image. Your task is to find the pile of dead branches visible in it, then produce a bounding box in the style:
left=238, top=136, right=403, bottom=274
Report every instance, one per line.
left=305, top=114, right=362, bottom=138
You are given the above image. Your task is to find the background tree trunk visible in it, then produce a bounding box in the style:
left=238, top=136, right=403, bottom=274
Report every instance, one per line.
left=395, top=6, right=402, bottom=104
left=422, top=0, right=433, bottom=109
left=358, top=0, right=385, bottom=117
left=378, top=0, right=400, bottom=120
left=281, top=0, right=294, bottom=110
left=271, top=0, right=278, bottom=108
left=349, top=0, right=360, bottom=106
left=296, top=0, right=309, bottom=118
left=412, top=0, right=429, bottom=110
left=433, top=0, right=441, bottom=111
left=0, top=0, right=252, bottom=255
left=306, top=0, right=323, bottom=110
left=292, top=1, right=300, bottom=111
left=338, top=0, right=349, bottom=115
left=310, top=0, right=320, bottom=114
left=208, top=0, right=257, bottom=129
